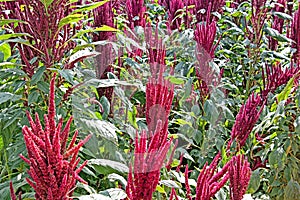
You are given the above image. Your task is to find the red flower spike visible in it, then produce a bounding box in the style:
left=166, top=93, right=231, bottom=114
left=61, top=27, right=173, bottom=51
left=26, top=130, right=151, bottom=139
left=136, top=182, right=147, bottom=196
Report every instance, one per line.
left=291, top=5, right=300, bottom=65
left=227, top=93, right=264, bottom=150
left=229, top=155, right=251, bottom=200
left=20, top=73, right=91, bottom=199
left=185, top=165, right=193, bottom=200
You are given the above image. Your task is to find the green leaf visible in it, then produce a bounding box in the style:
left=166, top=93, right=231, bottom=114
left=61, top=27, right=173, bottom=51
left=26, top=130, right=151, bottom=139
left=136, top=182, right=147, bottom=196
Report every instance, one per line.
left=99, top=188, right=127, bottom=200
left=0, top=33, right=32, bottom=40
left=77, top=194, right=113, bottom=200
left=277, top=76, right=295, bottom=102
left=0, top=19, right=27, bottom=26
left=265, top=27, right=292, bottom=43
left=284, top=180, right=300, bottom=200
left=77, top=119, right=118, bottom=143
left=28, top=90, right=40, bottom=105
left=0, top=43, right=11, bottom=61
left=273, top=12, right=293, bottom=20
left=40, top=0, right=54, bottom=9
left=88, top=159, right=129, bottom=174
left=58, top=14, right=84, bottom=29
left=247, top=169, right=260, bottom=193
left=31, top=66, right=46, bottom=85
left=71, top=0, right=109, bottom=14
left=71, top=26, right=119, bottom=39
left=159, top=180, right=180, bottom=188
left=0, top=92, right=22, bottom=104
left=166, top=76, right=185, bottom=85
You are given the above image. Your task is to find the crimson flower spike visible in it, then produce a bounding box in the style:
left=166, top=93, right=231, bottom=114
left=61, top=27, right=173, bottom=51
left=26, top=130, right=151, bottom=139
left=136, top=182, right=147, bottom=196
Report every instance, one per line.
left=227, top=93, right=264, bottom=151
left=126, top=128, right=173, bottom=200
left=194, top=0, right=225, bottom=23
left=92, top=0, right=116, bottom=103
left=3, top=0, right=77, bottom=76
left=229, top=155, right=252, bottom=200
left=269, top=0, right=286, bottom=50
left=20, top=73, right=91, bottom=199
left=261, top=63, right=300, bottom=99
left=194, top=8, right=221, bottom=104
left=185, top=153, right=230, bottom=200
left=126, top=0, right=146, bottom=29
left=291, top=4, right=300, bottom=65
left=162, top=0, right=184, bottom=30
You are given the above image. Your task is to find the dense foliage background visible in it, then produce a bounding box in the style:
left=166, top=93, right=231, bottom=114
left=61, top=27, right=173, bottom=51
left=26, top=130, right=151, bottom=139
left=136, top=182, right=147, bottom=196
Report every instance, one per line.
left=0, top=0, right=300, bottom=199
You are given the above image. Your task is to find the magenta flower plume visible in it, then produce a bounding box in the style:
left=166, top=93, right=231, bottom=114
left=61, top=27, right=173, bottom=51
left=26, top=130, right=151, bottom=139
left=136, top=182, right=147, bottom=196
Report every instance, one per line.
left=3, top=0, right=77, bottom=76
left=194, top=0, right=225, bottom=23
left=229, top=155, right=252, bottom=200
left=126, top=0, right=146, bottom=29
left=227, top=93, right=264, bottom=150
left=185, top=153, right=230, bottom=200
left=261, top=63, right=300, bottom=99
left=92, top=1, right=116, bottom=103
left=194, top=14, right=221, bottom=103
left=291, top=5, right=300, bottom=65
left=20, top=73, right=91, bottom=199
left=162, top=0, right=184, bottom=30
left=269, top=0, right=286, bottom=50
left=126, top=129, right=173, bottom=200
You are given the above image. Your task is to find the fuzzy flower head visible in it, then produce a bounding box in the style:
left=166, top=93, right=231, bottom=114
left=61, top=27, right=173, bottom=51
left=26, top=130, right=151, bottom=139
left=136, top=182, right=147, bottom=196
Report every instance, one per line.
left=20, top=73, right=91, bottom=199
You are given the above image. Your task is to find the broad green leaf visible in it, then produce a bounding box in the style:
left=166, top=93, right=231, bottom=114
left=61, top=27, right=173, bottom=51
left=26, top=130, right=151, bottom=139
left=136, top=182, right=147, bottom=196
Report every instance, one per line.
left=28, top=90, right=40, bottom=105
left=58, top=14, right=84, bottom=29
left=77, top=194, right=112, bottom=200
left=31, top=66, right=46, bottom=85
left=0, top=19, right=27, bottom=26
left=77, top=119, right=118, bottom=143
left=284, top=180, right=300, bottom=200
left=71, top=0, right=109, bottom=14
left=0, top=92, right=22, bottom=104
left=265, top=27, right=292, bottom=43
left=167, top=76, right=185, bottom=85
left=277, top=76, right=295, bottom=102
left=0, top=43, right=11, bottom=60
left=40, top=0, right=54, bottom=9
left=99, top=188, right=127, bottom=200
left=88, top=159, right=129, bottom=174
left=0, top=33, right=32, bottom=40
left=273, top=12, right=293, bottom=20
left=247, top=169, right=260, bottom=193
left=159, top=180, right=180, bottom=188
left=71, top=26, right=119, bottom=39
left=107, top=173, right=127, bottom=187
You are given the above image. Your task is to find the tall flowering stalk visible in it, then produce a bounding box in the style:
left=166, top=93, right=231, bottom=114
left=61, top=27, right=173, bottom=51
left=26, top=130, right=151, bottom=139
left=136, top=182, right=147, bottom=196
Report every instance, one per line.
left=227, top=93, right=264, bottom=151
left=194, top=0, right=225, bottom=23
left=261, top=63, right=300, bottom=99
left=269, top=0, right=286, bottom=50
left=93, top=1, right=116, bottom=103
left=126, top=29, right=175, bottom=199
left=126, top=0, right=146, bottom=29
left=161, top=0, right=184, bottom=30
left=126, top=129, right=173, bottom=200
left=291, top=4, right=300, bottom=65
left=3, top=0, right=77, bottom=76
left=185, top=153, right=230, bottom=200
left=194, top=7, right=220, bottom=104
left=19, top=74, right=91, bottom=199
left=229, top=155, right=252, bottom=200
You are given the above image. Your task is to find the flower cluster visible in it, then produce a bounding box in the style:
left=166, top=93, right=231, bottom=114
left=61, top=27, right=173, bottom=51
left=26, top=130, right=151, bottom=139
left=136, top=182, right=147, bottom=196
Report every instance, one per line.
left=194, top=7, right=220, bottom=104
left=229, top=155, right=252, bottom=200
left=185, top=153, right=230, bottom=200
left=193, top=0, right=225, bottom=23
left=19, top=74, right=91, bottom=199
left=269, top=0, right=286, bottom=50
left=126, top=129, right=173, bottom=200
left=261, top=63, right=300, bottom=99
left=93, top=1, right=116, bottom=103
left=227, top=93, right=264, bottom=150
left=126, top=0, right=146, bottom=29
left=126, top=29, right=175, bottom=199
left=161, top=0, right=184, bottom=30
left=3, top=0, right=77, bottom=76
left=291, top=4, right=300, bottom=65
